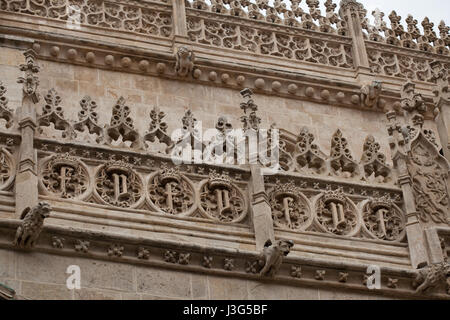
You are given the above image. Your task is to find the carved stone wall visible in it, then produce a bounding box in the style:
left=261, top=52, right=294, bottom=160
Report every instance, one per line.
left=0, top=0, right=449, bottom=300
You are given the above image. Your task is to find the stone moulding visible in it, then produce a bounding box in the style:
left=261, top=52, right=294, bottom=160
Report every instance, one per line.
left=0, top=219, right=448, bottom=299
left=0, top=26, right=439, bottom=118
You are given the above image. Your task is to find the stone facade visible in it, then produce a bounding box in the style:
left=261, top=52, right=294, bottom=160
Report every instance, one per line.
left=0, top=0, right=449, bottom=300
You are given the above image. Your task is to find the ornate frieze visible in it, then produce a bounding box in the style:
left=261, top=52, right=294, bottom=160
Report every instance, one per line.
left=39, top=153, right=89, bottom=199
left=268, top=180, right=312, bottom=231
left=361, top=196, right=406, bottom=241
left=147, top=164, right=196, bottom=216
left=198, top=170, right=247, bottom=223
left=95, top=160, right=143, bottom=208
left=314, top=187, right=360, bottom=236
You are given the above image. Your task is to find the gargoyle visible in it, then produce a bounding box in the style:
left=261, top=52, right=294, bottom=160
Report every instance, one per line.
left=360, top=80, right=382, bottom=108
left=175, top=46, right=195, bottom=77
left=13, top=202, right=51, bottom=248
left=258, top=239, right=294, bottom=277
left=412, top=262, right=450, bottom=294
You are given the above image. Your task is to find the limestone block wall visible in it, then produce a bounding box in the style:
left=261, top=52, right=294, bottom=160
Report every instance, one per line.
left=0, top=249, right=401, bottom=300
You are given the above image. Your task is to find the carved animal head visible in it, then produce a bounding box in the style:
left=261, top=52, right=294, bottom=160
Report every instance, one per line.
left=278, top=239, right=294, bottom=256
left=372, top=80, right=382, bottom=91
left=35, top=202, right=52, bottom=219
left=177, top=46, right=191, bottom=59
left=264, top=239, right=294, bottom=256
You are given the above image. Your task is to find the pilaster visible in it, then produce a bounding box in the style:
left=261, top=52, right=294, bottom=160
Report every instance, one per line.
left=250, top=164, right=274, bottom=250
left=386, top=111, right=428, bottom=268
left=171, top=0, right=189, bottom=51
left=339, top=0, right=370, bottom=83
left=15, top=49, right=39, bottom=218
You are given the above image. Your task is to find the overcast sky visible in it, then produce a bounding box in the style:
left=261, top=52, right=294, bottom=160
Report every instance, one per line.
left=358, top=0, right=449, bottom=30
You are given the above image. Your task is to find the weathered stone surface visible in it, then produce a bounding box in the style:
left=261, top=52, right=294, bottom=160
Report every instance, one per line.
left=136, top=267, right=191, bottom=298
left=208, top=276, right=248, bottom=300
left=21, top=281, right=73, bottom=300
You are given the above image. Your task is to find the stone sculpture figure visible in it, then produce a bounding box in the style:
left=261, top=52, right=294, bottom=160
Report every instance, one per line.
left=13, top=202, right=51, bottom=248
left=412, top=262, right=450, bottom=294
left=258, top=239, right=294, bottom=277
left=175, top=47, right=195, bottom=77
left=360, top=80, right=382, bottom=108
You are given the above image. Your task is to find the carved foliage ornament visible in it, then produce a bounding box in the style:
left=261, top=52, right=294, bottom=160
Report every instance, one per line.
left=38, top=89, right=76, bottom=139
left=360, top=135, right=391, bottom=183
left=17, top=49, right=40, bottom=102
left=295, top=127, right=327, bottom=174
left=74, top=96, right=104, bottom=143
left=198, top=170, right=247, bottom=223
left=147, top=164, right=196, bottom=216
left=409, top=140, right=449, bottom=225
left=40, top=153, right=89, bottom=199
left=0, top=82, right=14, bottom=128
left=0, top=148, right=15, bottom=191
left=330, top=129, right=358, bottom=178
left=106, top=97, right=141, bottom=149
left=315, top=187, right=360, bottom=236
left=269, top=180, right=312, bottom=231
left=95, top=160, right=143, bottom=208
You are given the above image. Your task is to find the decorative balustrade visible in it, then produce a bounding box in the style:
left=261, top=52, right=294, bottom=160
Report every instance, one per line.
left=1, top=0, right=448, bottom=80
left=186, top=0, right=354, bottom=69
left=0, top=0, right=173, bottom=38
left=361, top=8, right=449, bottom=83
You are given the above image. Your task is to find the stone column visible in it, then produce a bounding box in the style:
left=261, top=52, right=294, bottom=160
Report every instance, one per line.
left=430, top=61, right=450, bottom=161
left=171, top=0, right=189, bottom=50
left=15, top=49, right=40, bottom=217
left=250, top=164, right=275, bottom=250
left=386, top=111, right=428, bottom=269
left=339, top=0, right=372, bottom=82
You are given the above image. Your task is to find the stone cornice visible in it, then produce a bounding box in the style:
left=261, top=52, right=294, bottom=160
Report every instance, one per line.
left=0, top=219, right=448, bottom=299
left=0, top=24, right=439, bottom=119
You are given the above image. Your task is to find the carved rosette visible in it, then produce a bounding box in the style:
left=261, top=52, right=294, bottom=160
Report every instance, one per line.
left=39, top=153, right=89, bottom=199
left=313, top=188, right=360, bottom=236
left=147, top=164, right=196, bottom=216
left=95, top=161, right=143, bottom=208
left=268, top=180, right=313, bottom=231
left=0, top=148, right=15, bottom=191
left=360, top=197, right=406, bottom=241
left=198, top=170, right=247, bottom=223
